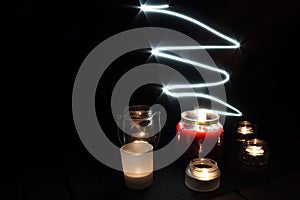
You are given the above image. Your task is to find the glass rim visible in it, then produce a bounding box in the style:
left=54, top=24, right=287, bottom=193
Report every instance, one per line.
left=181, top=109, right=219, bottom=125
left=187, top=158, right=221, bottom=180
left=245, top=138, right=267, bottom=146
left=122, top=105, right=153, bottom=119
left=120, top=141, right=153, bottom=155
left=189, top=158, right=218, bottom=172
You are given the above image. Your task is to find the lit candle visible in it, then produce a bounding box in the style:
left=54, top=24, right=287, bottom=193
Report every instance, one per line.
left=120, top=141, right=153, bottom=189
left=176, top=109, right=224, bottom=161
left=185, top=158, right=221, bottom=192
left=246, top=145, right=264, bottom=156
left=235, top=120, right=257, bottom=142
left=239, top=138, right=270, bottom=166
left=237, top=126, right=253, bottom=134
left=198, top=109, right=207, bottom=122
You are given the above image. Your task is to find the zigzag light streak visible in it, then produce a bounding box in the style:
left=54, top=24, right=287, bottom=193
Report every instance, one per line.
left=140, top=4, right=242, bottom=117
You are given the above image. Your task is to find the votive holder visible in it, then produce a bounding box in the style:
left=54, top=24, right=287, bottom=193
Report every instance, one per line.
left=120, top=141, right=153, bottom=189
left=176, top=109, right=224, bottom=163
left=239, top=138, right=270, bottom=166
left=233, top=120, right=258, bottom=142
left=185, top=158, right=221, bottom=192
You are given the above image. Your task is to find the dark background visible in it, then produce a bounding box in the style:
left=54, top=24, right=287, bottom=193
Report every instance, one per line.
left=15, top=0, right=300, bottom=199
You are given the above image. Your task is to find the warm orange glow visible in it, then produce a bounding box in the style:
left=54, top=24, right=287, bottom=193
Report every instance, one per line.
left=246, top=145, right=264, bottom=156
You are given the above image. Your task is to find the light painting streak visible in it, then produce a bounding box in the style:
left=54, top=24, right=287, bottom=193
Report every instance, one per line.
left=140, top=4, right=242, bottom=117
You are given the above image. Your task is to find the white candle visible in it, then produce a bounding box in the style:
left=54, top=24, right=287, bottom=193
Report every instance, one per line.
left=120, top=141, right=153, bottom=190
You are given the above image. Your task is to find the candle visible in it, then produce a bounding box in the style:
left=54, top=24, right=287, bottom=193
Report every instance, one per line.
left=176, top=109, right=224, bottom=161
left=239, top=138, right=270, bottom=166
left=234, top=120, right=257, bottom=142
left=237, top=126, right=253, bottom=134
left=246, top=145, right=264, bottom=156
left=185, top=158, right=221, bottom=192
left=119, top=105, right=161, bottom=148
left=120, top=141, right=153, bottom=189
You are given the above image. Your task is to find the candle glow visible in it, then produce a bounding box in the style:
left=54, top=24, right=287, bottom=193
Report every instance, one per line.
left=198, top=109, right=207, bottom=123
left=246, top=145, right=264, bottom=156
left=120, top=141, right=153, bottom=189
left=239, top=138, right=270, bottom=166
left=238, top=126, right=253, bottom=134
left=185, top=158, right=221, bottom=191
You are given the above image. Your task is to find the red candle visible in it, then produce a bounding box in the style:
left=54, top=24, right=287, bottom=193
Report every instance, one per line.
left=176, top=122, right=223, bottom=139
left=176, top=110, right=224, bottom=161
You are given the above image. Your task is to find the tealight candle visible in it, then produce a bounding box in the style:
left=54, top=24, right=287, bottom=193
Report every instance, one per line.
left=185, top=158, right=221, bottom=192
left=239, top=138, right=270, bottom=166
left=120, top=141, right=153, bottom=189
left=234, top=120, right=257, bottom=142
left=246, top=145, right=264, bottom=156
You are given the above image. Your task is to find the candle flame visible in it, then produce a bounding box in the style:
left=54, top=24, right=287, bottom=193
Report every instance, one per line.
left=237, top=126, right=253, bottom=134
left=201, top=168, right=210, bottom=177
left=139, top=131, right=146, bottom=137
left=198, top=110, right=207, bottom=122
left=246, top=145, right=264, bottom=156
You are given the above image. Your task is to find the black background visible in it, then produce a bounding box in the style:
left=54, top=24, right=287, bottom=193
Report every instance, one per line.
left=16, top=0, right=299, bottom=194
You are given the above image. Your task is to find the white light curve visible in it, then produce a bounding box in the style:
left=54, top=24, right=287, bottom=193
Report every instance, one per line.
left=141, top=4, right=242, bottom=116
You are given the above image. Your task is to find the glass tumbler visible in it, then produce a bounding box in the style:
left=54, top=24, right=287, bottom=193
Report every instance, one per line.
left=117, top=105, right=161, bottom=148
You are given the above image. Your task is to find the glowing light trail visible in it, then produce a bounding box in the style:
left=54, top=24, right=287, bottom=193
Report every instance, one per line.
left=141, top=4, right=242, bottom=117
left=140, top=4, right=240, bottom=49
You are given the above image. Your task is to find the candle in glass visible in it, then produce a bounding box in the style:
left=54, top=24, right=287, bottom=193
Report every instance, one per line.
left=234, top=120, right=257, bottom=142
left=246, top=145, right=264, bottom=156
left=176, top=109, right=224, bottom=162
left=185, top=158, right=221, bottom=192
left=117, top=105, right=161, bottom=148
left=120, top=140, right=153, bottom=189
left=239, top=138, right=270, bottom=166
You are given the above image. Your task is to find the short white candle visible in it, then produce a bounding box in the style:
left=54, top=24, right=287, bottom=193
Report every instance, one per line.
left=120, top=140, right=153, bottom=190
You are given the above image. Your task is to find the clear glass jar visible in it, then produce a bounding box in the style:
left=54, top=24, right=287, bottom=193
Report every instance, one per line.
left=176, top=109, right=224, bottom=162
left=233, top=120, right=258, bottom=142
left=239, top=138, right=270, bottom=166
left=117, top=105, right=161, bottom=148
left=185, top=158, right=221, bottom=192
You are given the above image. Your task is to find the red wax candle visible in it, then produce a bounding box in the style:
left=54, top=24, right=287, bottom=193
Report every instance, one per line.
left=176, top=122, right=223, bottom=139
left=176, top=110, right=224, bottom=161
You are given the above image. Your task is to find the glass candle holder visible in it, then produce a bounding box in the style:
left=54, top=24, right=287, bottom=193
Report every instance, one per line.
left=239, top=138, right=270, bottom=166
left=185, top=158, right=221, bottom=192
left=117, top=105, right=161, bottom=148
left=176, top=109, right=223, bottom=162
left=120, top=141, right=153, bottom=189
left=233, top=120, right=258, bottom=142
